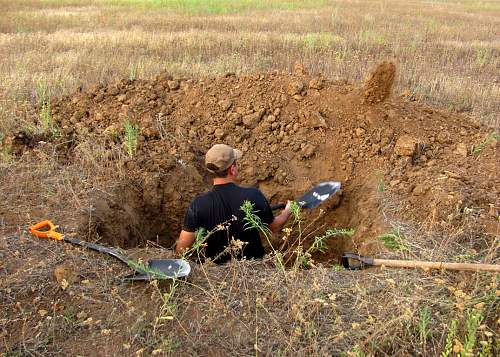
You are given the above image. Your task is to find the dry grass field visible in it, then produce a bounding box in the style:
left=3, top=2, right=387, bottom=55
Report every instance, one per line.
left=0, top=1, right=499, bottom=356
left=1, top=0, right=499, bottom=136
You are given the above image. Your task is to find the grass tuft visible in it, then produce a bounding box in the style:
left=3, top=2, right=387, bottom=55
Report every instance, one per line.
left=378, top=226, right=408, bottom=252
left=472, top=132, right=499, bottom=156
left=123, top=118, right=139, bottom=156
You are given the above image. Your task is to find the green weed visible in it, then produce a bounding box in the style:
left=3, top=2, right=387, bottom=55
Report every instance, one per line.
left=129, top=61, right=144, bottom=80
left=153, top=279, right=178, bottom=331
left=378, top=226, right=408, bottom=252
left=123, top=119, right=139, bottom=156
left=126, top=259, right=170, bottom=279
left=461, top=310, right=483, bottom=357
left=36, top=80, right=57, bottom=135
left=241, top=200, right=272, bottom=237
left=441, top=319, right=458, bottom=357
left=418, top=306, right=431, bottom=346
left=192, top=227, right=207, bottom=253
left=241, top=200, right=285, bottom=273
left=475, top=48, right=491, bottom=67
left=472, top=131, right=499, bottom=156
left=307, top=228, right=354, bottom=255
left=302, top=33, right=334, bottom=50
left=156, top=338, right=181, bottom=353
left=0, top=132, right=12, bottom=164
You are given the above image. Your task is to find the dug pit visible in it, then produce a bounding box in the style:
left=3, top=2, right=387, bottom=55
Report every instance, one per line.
left=7, top=61, right=497, bottom=264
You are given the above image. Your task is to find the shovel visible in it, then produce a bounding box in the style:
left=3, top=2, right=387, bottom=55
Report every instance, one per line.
left=271, top=181, right=341, bottom=211
left=29, top=220, right=191, bottom=280
left=341, top=253, right=500, bottom=272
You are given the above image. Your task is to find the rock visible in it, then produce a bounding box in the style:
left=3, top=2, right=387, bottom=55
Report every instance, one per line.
left=229, top=112, right=242, bottom=125
left=205, top=125, right=215, bottom=134
left=389, top=179, right=401, bottom=187
left=108, top=87, right=119, bottom=96
left=309, top=111, right=328, bottom=128
left=293, top=62, right=307, bottom=75
left=103, top=124, right=120, bottom=136
left=355, top=127, right=366, bottom=137
left=218, top=99, right=233, bottom=111
left=301, top=143, right=316, bottom=158
left=157, top=72, right=173, bottom=82
left=266, top=115, right=276, bottom=123
left=309, top=77, right=324, bottom=90
left=243, top=109, right=265, bottom=129
left=454, top=143, right=468, bottom=157
left=412, top=184, right=427, bottom=196
left=436, top=131, right=450, bottom=144
left=214, top=128, right=226, bottom=139
left=288, top=81, right=305, bottom=96
left=292, top=94, right=303, bottom=101
left=167, top=80, right=180, bottom=90
left=73, top=110, right=87, bottom=121
left=394, top=135, right=419, bottom=157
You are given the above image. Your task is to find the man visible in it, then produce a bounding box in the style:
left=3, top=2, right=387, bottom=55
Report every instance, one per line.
left=176, top=144, right=291, bottom=262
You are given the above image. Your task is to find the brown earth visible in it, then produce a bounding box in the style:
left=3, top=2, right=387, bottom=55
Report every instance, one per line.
left=2, top=62, right=498, bottom=262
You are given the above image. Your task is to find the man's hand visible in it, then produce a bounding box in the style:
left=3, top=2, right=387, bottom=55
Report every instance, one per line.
left=269, top=200, right=292, bottom=233
left=175, top=230, right=196, bottom=255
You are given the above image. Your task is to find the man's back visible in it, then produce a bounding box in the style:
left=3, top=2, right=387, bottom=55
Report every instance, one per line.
left=183, top=183, right=274, bottom=262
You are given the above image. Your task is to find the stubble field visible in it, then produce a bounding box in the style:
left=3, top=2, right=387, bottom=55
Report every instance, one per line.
left=0, top=1, right=499, bottom=356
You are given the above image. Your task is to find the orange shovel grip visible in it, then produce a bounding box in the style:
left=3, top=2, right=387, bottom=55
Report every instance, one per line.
left=29, top=220, right=64, bottom=240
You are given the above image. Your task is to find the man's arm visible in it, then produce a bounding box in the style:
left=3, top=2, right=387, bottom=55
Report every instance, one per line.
left=269, top=201, right=292, bottom=233
left=176, top=230, right=196, bottom=255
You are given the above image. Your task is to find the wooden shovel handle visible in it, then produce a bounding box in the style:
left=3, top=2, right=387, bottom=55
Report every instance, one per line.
left=372, top=259, right=500, bottom=272
left=271, top=203, right=286, bottom=211
left=342, top=253, right=500, bottom=272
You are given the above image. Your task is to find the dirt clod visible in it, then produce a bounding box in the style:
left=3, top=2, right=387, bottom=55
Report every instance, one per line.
left=53, top=265, right=77, bottom=285
left=363, top=60, right=396, bottom=104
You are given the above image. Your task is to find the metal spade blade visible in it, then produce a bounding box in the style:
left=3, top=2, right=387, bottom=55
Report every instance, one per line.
left=271, top=181, right=341, bottom=210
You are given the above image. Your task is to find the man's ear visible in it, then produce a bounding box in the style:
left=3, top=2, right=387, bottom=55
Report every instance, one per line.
left=229, top=163, right=237, bottom=176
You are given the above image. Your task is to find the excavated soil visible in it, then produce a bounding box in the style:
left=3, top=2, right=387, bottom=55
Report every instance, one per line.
left=4, top=62, right=498, bottom=262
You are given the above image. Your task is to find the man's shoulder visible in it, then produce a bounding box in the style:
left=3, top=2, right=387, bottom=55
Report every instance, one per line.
left=189, top=190, right=215, bottom=206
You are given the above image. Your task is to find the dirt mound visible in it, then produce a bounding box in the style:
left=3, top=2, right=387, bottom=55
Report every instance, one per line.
left=7, top=62, right=497, bottom=261
left=363, top=60, right=396, bottom=104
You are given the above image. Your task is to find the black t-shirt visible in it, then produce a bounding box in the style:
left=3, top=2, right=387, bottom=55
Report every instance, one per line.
left=183, top=183, right=274, bottom=262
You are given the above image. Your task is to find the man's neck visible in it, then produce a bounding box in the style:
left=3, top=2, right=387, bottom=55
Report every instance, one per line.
left=213, top=177, right=236, bottom=185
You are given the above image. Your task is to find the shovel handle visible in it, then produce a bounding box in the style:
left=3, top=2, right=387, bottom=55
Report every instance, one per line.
left=271, top=203, right=286, bottom=211
left=29, top=220, right=64, bottom=241
left=341, top=253, right=500, bottom=272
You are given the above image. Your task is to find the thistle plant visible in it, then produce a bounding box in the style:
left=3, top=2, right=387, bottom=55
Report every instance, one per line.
left=241, top=200, right=285, bottom=274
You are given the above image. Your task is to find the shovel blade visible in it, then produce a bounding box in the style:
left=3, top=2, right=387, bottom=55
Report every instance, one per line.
left=297, top=181, right=341, bottom=209
left=123, top=259, right=191, bottom=281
